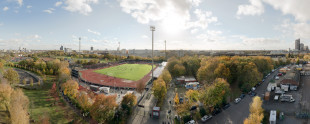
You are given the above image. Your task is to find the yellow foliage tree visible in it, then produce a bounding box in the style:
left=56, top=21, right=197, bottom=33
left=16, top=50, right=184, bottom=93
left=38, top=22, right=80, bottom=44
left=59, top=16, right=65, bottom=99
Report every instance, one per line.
left=244, top=96, right=264, bottom=124
left=9, top=89, right=30, bottom=124
left=185, top=90, right=199, bottom=103
left=152, top=78, right=167, bottom=104
left=3, top=68, right=20, bottom=85
left=62, top=80, right=79, bottom=98
left=174, top=93, right=179, bottom=105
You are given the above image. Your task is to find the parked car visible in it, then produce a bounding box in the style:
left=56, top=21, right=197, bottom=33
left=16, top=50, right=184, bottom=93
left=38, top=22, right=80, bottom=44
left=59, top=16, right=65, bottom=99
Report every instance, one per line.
left=277, top=73, right=283, bottom=76
left=201, top=115, right=212, bottom=122
left=212, top=108, right=222, bottom=116
left=185, top=120, right=195, bottom=124
left=275, top=76, right=280, bottom=80
left=234, top=98, right=241, bottom=104
left=250, top=91, right=257, bottom=97
left=190, top=106, right=197, bottom=111
left=223, top=103, right=230, bottom=110
left=252, top=87, right=256, bottom=91
left=240, top=94, right=246, bottom=99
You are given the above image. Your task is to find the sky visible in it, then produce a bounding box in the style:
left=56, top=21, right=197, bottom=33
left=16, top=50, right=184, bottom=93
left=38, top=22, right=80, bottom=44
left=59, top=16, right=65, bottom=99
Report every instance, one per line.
left=0, top=0, right=310, bottom=50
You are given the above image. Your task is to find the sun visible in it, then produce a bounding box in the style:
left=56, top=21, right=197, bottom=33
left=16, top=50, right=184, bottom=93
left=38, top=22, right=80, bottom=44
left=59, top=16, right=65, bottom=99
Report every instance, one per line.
left=161, top=14, right=186, bottom=35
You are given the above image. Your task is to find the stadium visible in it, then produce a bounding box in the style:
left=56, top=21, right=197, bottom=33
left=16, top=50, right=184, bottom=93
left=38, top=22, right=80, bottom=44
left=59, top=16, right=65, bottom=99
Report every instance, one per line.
left=76, top=61, right=166, bottom=89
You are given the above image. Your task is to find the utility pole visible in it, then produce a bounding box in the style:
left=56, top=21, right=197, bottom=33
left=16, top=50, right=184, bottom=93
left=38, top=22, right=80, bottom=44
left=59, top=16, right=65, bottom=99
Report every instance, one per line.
left=165, top=40, right=167, bottom=61
left=79, top=37, right=81, bottom=53
left=150, top=26, right=155, bottom=82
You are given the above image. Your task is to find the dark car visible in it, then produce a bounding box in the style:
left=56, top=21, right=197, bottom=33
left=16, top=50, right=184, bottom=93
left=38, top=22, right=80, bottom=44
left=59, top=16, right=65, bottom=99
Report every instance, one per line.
left=240, top=94, right=246, bottom=99
left=250, top=91, right=257, bottom=97
left=212, top=108, right=222, bottom=116
left=168, top=110, right=171, bottom=114
left=190, top=106, right=197, bottom=111
left=223, top=103, right=230, bottom=110
left=179, top=97, right=184, bottom=104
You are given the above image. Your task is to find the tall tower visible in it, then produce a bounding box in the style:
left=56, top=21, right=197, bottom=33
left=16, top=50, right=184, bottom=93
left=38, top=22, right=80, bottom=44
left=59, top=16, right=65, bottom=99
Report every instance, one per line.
left=295, top=39, right=300, bottom=51
left=79, top=37, right=81, bottom=53
left=300, top=43, right=304, bottom=51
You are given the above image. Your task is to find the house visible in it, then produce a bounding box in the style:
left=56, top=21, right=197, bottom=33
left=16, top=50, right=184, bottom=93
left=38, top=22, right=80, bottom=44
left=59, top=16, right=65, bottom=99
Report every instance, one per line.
left=280, top=69, right=300, bottom=91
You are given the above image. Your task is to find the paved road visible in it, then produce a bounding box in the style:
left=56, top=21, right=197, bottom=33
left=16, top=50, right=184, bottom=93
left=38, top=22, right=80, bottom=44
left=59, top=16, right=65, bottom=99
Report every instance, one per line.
left=202, top=69, right=278, bottom=124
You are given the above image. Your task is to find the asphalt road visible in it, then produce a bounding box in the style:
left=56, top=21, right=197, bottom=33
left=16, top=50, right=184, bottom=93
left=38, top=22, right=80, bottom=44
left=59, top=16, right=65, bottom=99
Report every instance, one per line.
left=201, top=69, right=278, bottom=124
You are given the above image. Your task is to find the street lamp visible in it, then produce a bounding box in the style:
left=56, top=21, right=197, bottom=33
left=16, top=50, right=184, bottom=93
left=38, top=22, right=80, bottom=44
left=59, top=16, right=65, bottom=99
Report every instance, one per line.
left=150, top=26, right=155, bottom=82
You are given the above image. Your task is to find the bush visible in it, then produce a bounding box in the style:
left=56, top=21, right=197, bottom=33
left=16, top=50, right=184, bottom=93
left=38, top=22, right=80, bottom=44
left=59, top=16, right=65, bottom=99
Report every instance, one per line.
left=199, top=107, right=207, bottom=116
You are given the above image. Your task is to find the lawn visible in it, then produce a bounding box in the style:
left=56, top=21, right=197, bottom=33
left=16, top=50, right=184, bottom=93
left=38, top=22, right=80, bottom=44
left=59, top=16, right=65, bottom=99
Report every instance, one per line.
left=94, top=64, right=153, bottom=81
left=23, top=76, right=76, bottom=124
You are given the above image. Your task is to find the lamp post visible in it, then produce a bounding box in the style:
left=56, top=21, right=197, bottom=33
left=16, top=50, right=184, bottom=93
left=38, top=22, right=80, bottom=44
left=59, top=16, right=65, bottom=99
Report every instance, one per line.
left=150, top=26, right=155, bottom=82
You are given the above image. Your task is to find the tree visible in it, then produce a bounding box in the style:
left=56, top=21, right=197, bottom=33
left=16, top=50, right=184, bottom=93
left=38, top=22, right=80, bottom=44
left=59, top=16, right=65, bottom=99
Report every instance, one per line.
left=200, top=78, right=230, bottom=107
left=214, top=63, right=231, bottom=80
left=152, top=78, right=167, bottom=104
left=90, top=94, right=117, bottom=123
left=244, top=96, right=264, bottom=124
left=30, top=78, right=33, bottom=87
left=9, top=89, right=29, bottom=124
left=58, top=66, right=70, bottom=82
left=197, top=58, right=219, bottom=84
left=185, top=90, right=199, bottom=103
left=23, top=78, right=27, bottom=85
left=0, top=83, right=13, bottom=111
left=62, top=80, right=79, bottom=98
left=174, top=93, right=179, bottom=105
left=0, top=62, right=3, bottom=73
left=136, top=80, right=145, bottom=94
left=159, top=69, right=172, bottom=87
left=77, top=92, right=92, bottom=112
left=172, top=64, right=186, bottom=77
left=3, top=68, right=20, bottom=85
left=121, top=93, right=137, bottom=116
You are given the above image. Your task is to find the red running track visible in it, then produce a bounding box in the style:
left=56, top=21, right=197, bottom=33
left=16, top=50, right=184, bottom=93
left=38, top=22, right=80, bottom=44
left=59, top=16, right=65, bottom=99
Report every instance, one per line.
left=79, top=64, right=155, bottom=88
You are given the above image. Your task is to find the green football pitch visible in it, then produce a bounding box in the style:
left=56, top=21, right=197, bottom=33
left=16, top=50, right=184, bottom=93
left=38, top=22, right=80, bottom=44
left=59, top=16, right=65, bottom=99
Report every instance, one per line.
left=94, top=64, right=153, bottom=81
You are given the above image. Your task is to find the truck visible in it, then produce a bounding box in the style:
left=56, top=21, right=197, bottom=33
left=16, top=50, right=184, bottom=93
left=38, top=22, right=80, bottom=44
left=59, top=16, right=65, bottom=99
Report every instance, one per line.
left=270, top=110, right=277, bottom=124
left=185, top=82, right=199, bottom=90
left=280, top=94, right=295, bottom=102
left=99, top=87, right=110, bottom=94
left=281, top=84, right=289, bottom=92
left=90, top=85, right=100, bottom=91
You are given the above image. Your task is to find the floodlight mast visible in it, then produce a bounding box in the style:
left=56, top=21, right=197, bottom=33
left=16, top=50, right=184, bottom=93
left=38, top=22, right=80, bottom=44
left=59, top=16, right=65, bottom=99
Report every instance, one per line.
left=150, top=26, right=155, bottom=82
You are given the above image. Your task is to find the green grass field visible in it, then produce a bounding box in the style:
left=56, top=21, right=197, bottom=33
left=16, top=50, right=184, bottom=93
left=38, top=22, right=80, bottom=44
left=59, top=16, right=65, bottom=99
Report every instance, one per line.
left=94, top=64, right=153, bottom=81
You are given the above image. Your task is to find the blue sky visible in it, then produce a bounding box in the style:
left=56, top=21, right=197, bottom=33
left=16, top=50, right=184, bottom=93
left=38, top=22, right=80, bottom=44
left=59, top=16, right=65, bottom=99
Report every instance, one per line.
left=0, top=0, right=309, bottom=50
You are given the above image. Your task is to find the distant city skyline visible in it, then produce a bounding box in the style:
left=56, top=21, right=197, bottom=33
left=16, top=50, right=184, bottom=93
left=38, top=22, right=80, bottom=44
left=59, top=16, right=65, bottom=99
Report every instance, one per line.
left=0, top=0, right=310, bottom=50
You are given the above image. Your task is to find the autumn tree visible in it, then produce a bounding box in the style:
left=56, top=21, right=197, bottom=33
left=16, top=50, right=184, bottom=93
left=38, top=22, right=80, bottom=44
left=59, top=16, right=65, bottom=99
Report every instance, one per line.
left=90, top=94, right=117, bottom=123
left=176, top=101, right=191, bottom=117
left=244, top=96, right=264, bottom=124
left=239, top=62, right=262, bottom=92
left=9, top=89, right=30, bottom=124
left=174, top=93, right=179, bottom=105
left=3, top=68, right=20, bottom=85
left=214, top=63, right=231, bottom=81
left=0, top=83, right=13, bottom=111
left=136, top=80, right=145, bottom=94
left=121, top=93, right=137, bottom=116
left=197, top=58, right=219, bottom=84
left=23, top=78, right=27, bottom=85
left=62, top=80, right=79, bottom=98
left=30, top=78, right=33, bottom=87
left=181, top=56, right=201, bottom=76
left=185, top=90, right=199, bottom=104
left=159, top=69, right=172, bottom=87
left=0, top=62, right=3, bottom=73
left=152, top=78, right=167, bottom=104
left=200, top=78, right=230, bottom=107
left=76, top=92, right=92, bottom=112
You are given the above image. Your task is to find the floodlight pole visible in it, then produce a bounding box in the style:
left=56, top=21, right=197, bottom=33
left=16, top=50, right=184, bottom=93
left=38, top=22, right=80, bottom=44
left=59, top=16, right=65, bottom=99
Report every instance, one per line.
left=150, top=26, right=155, bottom=82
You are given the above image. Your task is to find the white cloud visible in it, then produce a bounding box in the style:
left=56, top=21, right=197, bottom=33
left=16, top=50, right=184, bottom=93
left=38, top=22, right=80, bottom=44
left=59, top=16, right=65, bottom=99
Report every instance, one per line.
left=196, top=30, right=225, bottom=42
left=0, top=23, right=3, bottom=26
left=17, top=0, right=23, bottom=6
left=87, top=29, right=101, bottom=35
left=141, top=35, right=149, bottom=39
left=190, top=28, right=198, bottom=34
left=119, top=0, right=200, bottom=24
left=26, top=5, right=32, bottom=9
left=3, top=7, right=9, bottom=11
left=43, top=8, right=55, bottom=14
left=262, top=0, right=310, bottom=22
left=237, top=0, right=264, bottom=16
left=63, top=0, right=98, bottom=15
left=186, top=9, right=218, bottom=29
left=55, top=1, right=63, bottom=7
